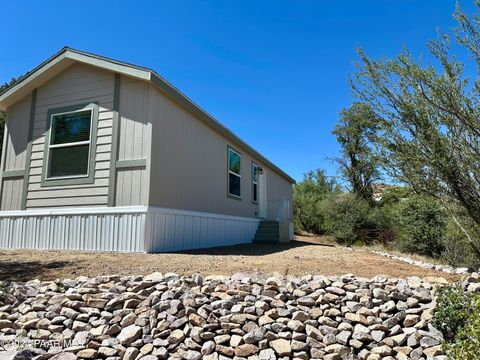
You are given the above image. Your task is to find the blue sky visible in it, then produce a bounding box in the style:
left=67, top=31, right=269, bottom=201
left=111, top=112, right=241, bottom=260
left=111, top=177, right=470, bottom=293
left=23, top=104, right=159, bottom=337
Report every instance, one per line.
left=2, top=0, right=477, bottom=182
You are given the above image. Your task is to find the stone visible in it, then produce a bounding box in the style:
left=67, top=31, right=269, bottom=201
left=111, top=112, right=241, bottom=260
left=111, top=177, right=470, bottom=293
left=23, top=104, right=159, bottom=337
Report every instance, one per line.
left=336, top=330, right=351, bottom=345
left=76, top=349, right=97, bottom=359
left=50, top=353, right=78, bottom=360
left=235, top=344, right=259, bottom=357
left=199, top=340, right=215, bottom=355
left=180, top=350, right=202, bottom=360
left=270, top=339, right=292, bottom=356
left=259, top=349, right=276, bottom=360
left=168, top=329, right=186, bottom=344
left=244, top=327, right=266, bottom=344
left=97, top=347, right=117, bottom=357
left=116, top=324, right=142, bottom=346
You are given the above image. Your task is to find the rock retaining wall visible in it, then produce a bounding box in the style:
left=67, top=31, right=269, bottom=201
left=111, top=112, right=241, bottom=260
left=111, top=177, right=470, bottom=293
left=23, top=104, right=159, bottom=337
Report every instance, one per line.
left=0, top=272, right=478, bottom=360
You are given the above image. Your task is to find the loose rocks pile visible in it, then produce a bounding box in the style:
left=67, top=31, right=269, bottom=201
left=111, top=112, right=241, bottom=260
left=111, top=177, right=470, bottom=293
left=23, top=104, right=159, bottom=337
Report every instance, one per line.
left=368, top=251, right=472, bottom=276
left=0, top=272, right=475, bottom=360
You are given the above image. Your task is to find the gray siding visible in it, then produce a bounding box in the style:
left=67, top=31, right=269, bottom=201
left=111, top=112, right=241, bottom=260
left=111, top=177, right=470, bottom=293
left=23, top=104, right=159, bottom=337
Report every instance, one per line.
left=25, top=63, right=114, bottom=208
left=148, top=86, right=292, bottom=218
left=0, top=63, right=291, bottom=216
left=114, top=76, right=151, bottom=206
left=0, top=95, right=31, bottom=210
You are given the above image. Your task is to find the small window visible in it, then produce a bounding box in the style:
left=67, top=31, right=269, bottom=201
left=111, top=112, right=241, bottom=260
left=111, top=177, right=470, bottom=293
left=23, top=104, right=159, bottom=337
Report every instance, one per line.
left=252, top=162, right=259, bottom=203
left=228, top=147, right=241, bottom=197
left=47, top=109, right=93, bottom=179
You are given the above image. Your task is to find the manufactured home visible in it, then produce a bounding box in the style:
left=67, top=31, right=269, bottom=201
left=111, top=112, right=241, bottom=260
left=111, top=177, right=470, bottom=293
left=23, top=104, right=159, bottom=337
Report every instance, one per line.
left=0, top=47, right=294, bottom=252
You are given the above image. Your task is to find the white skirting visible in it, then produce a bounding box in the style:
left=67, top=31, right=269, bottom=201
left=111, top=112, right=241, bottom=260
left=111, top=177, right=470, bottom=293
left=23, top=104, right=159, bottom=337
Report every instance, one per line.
left=0, top=206, right=260, bottom=253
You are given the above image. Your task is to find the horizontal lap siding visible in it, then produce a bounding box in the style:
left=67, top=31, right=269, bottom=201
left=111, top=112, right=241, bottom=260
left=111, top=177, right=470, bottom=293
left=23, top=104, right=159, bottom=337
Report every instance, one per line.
left=25, top=64, right=114, bottom=209
left=115, top=77, right=150, bottom=206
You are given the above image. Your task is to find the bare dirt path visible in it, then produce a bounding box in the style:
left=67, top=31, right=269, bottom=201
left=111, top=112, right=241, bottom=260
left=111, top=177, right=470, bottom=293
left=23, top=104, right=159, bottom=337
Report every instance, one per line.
left=0, top=235, right=457, bottom=282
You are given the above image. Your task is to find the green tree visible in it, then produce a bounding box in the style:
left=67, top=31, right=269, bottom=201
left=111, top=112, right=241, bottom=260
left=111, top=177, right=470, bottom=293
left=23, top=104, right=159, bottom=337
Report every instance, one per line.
left=332, top=102, right=381, bottom=204
left=293, top=169, right=341, bottom=234
left=396, top=196, right=447, bottom=257
left=351, top=2, right=480, bottom=256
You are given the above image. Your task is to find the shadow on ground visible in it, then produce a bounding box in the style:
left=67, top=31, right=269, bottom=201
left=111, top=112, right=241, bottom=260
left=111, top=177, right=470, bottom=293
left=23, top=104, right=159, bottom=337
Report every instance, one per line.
left=0, top=260, right=71, bottom=282
left=176, top=239, right=335, bottom=256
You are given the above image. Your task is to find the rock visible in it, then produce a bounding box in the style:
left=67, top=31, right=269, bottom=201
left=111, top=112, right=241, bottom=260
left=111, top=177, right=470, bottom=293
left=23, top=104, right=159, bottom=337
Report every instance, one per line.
left=97, top=347, right=117, bottom=357
left=420, top=336, right=441, bottom=347
left=270, top=339, right=292, bottom=356
left=168, top=329, right=186, bottom=344
left=116, top=324, right=142, bottom=346
left=180, top=350, right=202, bottom=360
left=259, top=349, right=276, bottom=360
left=324, top=344, right=350, bottom=356
left=235, top=344, right=259, bottom=357
left=76, top=349, right=97, bottom=359
left=202, top=340, right=216, bottom=355
left=403, top=314, right=420, bottom=327
left=122, top=347, right=139, bottom=360
left=50, top=353, right=78, bottom=360
left=244, top=327, right=266, bottom=344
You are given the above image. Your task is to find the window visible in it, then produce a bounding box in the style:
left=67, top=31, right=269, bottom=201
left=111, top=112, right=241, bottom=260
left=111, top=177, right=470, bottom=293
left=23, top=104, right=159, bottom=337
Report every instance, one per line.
left=46, top=108, right=93, bottom=179
left=252, top=162, right=259, bottom=203
left=228, top=147, right=241, bottom=197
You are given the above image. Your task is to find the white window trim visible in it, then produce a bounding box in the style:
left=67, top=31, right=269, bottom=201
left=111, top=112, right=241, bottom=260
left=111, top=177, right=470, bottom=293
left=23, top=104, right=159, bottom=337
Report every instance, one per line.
left=228, top=147, right=242, bottom=198
left=252, top=161, right=259, bottom=203
left=45, top=108, right=94, bottom=180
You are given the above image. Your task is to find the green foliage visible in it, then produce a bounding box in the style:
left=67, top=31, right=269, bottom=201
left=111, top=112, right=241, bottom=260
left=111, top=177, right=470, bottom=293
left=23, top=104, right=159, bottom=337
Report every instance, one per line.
left=443, top=220, right=480, bottom=271
left=396, top=196, right=447, bottom=258
left=434, top=282, right=480, bottom=360
left=447, top=293, right=480, bottom=360
left=332, top=103, right=381, bottom=204
left=351, top=3, right=480, bottom=256
left=293, top=169, right=341, bottom=234
left=433, top=283, right=474, bottom=340
left=321, top=193, right=373, bottom=245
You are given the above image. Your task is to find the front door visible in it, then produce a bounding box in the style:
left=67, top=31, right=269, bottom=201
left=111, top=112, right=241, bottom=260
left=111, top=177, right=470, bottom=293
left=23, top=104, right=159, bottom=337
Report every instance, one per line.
left=258, top=169, right=267, bottom=218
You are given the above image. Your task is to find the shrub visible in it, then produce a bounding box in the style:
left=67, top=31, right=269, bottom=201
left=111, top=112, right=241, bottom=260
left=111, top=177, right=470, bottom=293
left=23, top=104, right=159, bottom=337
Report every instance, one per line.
left=293, top=169, right=341, bottom=234
left=321, top=193, right=372, bottom=245
left=443, top=220, right=480, bottom=271
left=433, top=283, right=474, bottom=341
left=447, top=293, right=480, bottom=360
left=396, top=196, right=446, bottom=257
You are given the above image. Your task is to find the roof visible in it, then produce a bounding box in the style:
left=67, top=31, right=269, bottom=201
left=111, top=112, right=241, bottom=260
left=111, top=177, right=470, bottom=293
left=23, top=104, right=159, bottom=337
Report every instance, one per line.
left=0, top=47, right=295, bottom=184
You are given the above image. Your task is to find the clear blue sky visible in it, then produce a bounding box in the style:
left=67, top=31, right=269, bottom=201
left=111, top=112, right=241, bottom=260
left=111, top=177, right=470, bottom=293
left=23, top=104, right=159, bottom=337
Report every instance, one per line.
left=2, top=1, right=477, bottom=182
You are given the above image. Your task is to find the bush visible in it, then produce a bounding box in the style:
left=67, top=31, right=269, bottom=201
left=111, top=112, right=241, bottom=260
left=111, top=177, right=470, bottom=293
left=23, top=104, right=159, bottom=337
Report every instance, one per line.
left=321, top=193, right=373, bottom=245
left=293, top=169, right=341, bottom=234
left=443, top=220, right=480, bottom=271
left=396, top=196, right=446, bottom=258
left=447, top=294, right=480, bottom=360
left=433, top=283, right=474, bottom=340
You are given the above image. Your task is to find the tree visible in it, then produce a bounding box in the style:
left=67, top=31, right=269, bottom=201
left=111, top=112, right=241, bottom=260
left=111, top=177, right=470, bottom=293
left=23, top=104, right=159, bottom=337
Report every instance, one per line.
left=332, top=102, right=381, bottom=204
left=350, top=2, right=480, bottom=256
left=293, top=169, right=341, bottom=234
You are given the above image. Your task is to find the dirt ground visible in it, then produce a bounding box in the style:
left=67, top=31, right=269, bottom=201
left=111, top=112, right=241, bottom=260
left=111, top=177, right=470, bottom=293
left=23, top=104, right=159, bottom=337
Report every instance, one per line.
left=0, top=235, right=457, bottom=282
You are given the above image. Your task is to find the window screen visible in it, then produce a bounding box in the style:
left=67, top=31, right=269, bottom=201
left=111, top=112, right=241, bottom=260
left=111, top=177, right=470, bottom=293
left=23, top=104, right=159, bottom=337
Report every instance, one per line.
left=48, top=109, right=92, bottom=178
left=228, top=148, right=241, bottom=197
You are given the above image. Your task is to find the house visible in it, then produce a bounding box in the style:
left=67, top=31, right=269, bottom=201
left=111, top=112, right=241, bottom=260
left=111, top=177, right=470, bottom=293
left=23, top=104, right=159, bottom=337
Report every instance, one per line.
left=0, top=47, right=294, bottom=252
